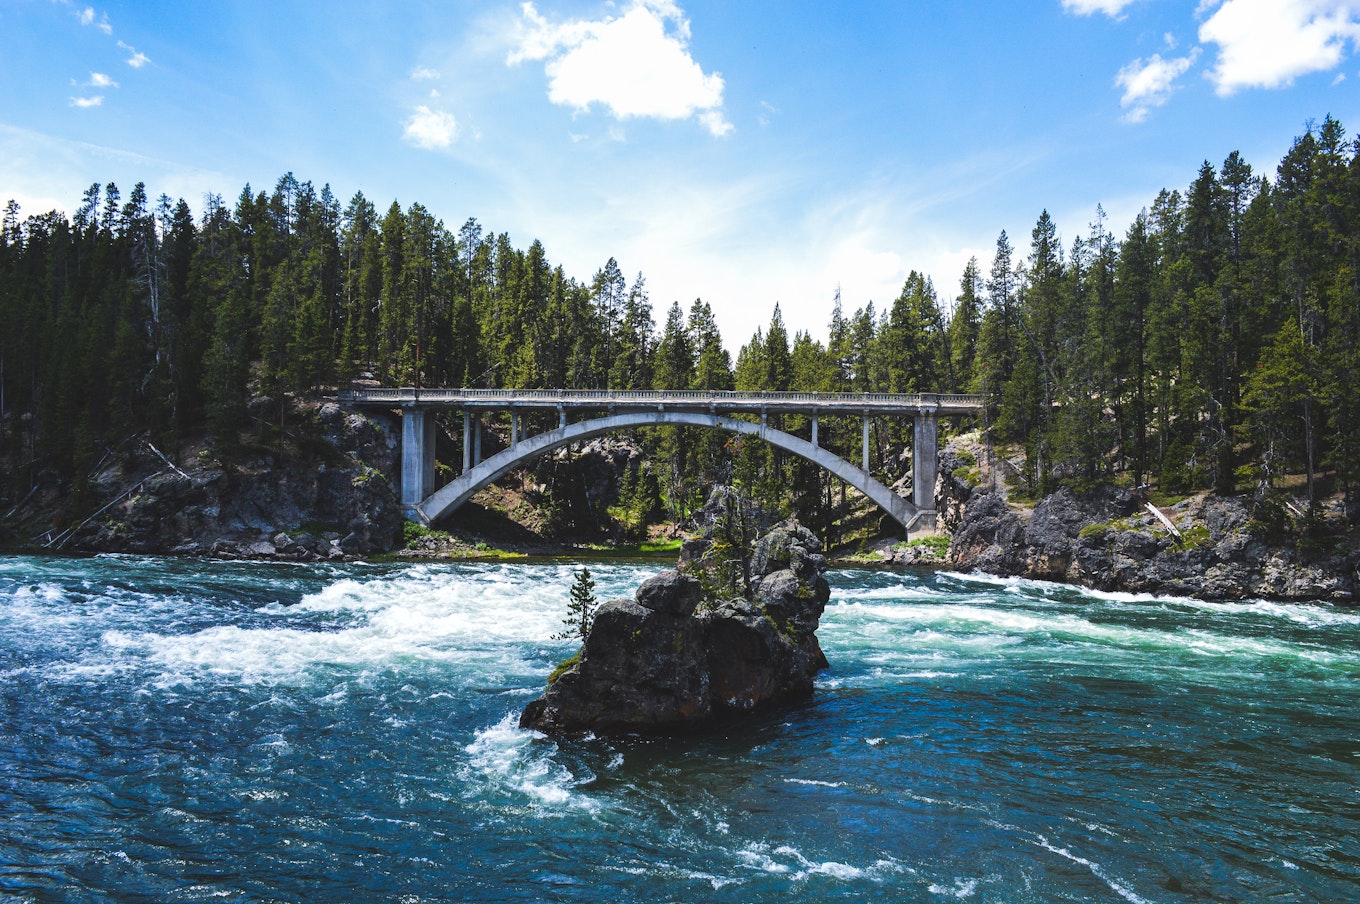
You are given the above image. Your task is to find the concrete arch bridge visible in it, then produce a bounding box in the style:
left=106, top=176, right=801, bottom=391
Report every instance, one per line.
left=337, top=389, right=985, bottom=534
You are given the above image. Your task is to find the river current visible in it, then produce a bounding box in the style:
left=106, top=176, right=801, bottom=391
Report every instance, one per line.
left=1, top=554, right=1357, bottom=902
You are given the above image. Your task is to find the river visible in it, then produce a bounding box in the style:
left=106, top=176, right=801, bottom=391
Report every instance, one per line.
left=1, top=554, right=1357, bottom=902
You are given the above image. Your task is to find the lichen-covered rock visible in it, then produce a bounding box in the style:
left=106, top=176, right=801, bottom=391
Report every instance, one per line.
left=944, top=462, right=1358, bottom=603
left=520, top=517, right=831, bottom=736
left=635, top=570, right=702, bottom=616
left=63, top=402, right=402, bottom=559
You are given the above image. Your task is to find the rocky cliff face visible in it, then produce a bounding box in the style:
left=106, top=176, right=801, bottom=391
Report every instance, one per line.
left=519, top=517, right=831, bottom=736
left=941, top=455, right=1358, bottom=602
left=60, top=401, right=403, bottom=560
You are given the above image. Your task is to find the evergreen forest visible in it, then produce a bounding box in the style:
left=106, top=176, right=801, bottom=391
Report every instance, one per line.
left=3, top=116, right=1360, bottom=538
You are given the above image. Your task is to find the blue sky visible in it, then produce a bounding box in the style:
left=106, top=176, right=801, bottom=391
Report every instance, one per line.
left=3, top=0, right=1359, bottom=348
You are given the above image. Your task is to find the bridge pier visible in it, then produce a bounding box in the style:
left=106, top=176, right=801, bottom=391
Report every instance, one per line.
left=462, top=412, right=471, bottom=473
left=401, top=408, right=437, bottom=510
left=913, top=410, right=939, bottom=528
left=862, top=414, right=871, bottom=473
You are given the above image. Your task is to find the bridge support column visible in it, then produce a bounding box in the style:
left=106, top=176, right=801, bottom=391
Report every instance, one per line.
left=811, top=414, right=819, bottom=448
left=862, top=415, right=871, bottom=473
left=474, top=417, right=482, bottom=466
left=462, top=411, right=471, bottom=474
left=401, top=408, right=437, bottom=508
left=913, top=411, right=939, bottom=527
left=558, top=405, right=566, bottom=429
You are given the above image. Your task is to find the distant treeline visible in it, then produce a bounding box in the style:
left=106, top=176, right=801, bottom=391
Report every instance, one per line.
left=2, top=115, right=1358, bottom=528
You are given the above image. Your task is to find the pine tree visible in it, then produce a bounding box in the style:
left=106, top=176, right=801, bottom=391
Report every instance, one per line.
left=948, top=258, right=982, bottom=392
left=554, top=567, right=598, bottom=642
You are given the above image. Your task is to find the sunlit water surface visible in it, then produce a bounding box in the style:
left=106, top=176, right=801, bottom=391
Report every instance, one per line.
left=1, top=555, right=1358, bottom=902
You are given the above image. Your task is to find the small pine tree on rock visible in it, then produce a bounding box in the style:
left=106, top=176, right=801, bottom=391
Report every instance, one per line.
left=555, top=567, right=598, bottom=642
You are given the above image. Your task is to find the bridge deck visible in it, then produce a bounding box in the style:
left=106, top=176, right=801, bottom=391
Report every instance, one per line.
left=339, top=388, right=986, bottom=416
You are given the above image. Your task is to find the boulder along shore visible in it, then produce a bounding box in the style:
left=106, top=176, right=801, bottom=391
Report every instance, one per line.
left=5, top=401, right=1357, bottom=603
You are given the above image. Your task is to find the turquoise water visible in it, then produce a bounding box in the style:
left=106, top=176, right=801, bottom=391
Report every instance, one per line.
left=1, top=555, right=1358, bottom=902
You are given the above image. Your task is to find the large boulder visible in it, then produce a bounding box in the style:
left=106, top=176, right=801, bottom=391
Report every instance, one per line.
left=520, top=517, right=831, bottom=735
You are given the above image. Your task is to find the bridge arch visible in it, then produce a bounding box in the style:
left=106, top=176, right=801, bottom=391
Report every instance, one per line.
left=409, top=410, right=923, bottom=531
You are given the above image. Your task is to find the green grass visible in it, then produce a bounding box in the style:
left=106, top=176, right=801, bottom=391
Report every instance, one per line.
left=1170, top=524, right=1212, bottom=552
left=547, top=652, right=579, bottom=685
left=905, top=534, right=950, bottom=554
left=577, top=537, right=683, bottom=557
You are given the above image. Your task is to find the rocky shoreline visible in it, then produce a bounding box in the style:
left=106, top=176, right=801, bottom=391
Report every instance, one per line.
left=5, top=404, right=1357, bottom=603
left=922, top=447, right=1360, bottom=604
left=4, top=402, right=405, bottom=562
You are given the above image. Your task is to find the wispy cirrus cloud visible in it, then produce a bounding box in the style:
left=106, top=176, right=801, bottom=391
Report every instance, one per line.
left=508, top=0, right=732, bottom=137
left=1061, top=0, right=1143, bottom=17
left=117, top=40, right=151, bottom=68
left=1115, top=50, right=1201, bottom=122
left=76, top=5, right=112, bottom=34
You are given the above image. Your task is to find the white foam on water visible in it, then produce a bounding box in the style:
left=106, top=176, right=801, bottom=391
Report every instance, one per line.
left=34, top=563, right=665, bottom=691
left=928, top=877, right=979, bottom=898
left=777, top=844, right=876, bottom=880
left=734, top=843, right=900, bottom=884
left=736, top=844, right=792, bottom=874
left=460, top=714, right=601, bottom=815
left=823, top=594, right=1360, bottom=676
left=1029, top=835, right=1150, bottom=904
left=784, top=778, right=848, bottom=788
left=1165, top=597, right=1360, bottom=627
left=834, top=584, right=948, bottom=602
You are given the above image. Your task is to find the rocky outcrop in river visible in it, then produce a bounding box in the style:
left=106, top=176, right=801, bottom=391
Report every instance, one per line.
left=520, top=513, right=831, bottom=736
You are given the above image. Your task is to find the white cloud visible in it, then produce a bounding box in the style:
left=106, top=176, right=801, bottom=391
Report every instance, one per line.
left=698, top=110, right=733, bottom=137
left=87, top=72, right=118, bottom=88
left=1115, top=50, right=1200, bottom=122
left=1061, top=0, right=1142, bottom=16
left=1335, top=71, right=1349, bottom=82
left=69, top=95, right=104, bottom=108
left=508, top=0, right=731, bottom=136
left=1199, top=0, right=1360, bottom=94
left=117, top=41, right=150, bottom=68
left=75, top=6, right=113, bottom=34
left=412, top=66, right=441, bottom=80
left=403, top=105, right=459, bottom=149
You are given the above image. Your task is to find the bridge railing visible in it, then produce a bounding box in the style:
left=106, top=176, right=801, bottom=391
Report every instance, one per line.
left=338, top=387, right=986, bottom=411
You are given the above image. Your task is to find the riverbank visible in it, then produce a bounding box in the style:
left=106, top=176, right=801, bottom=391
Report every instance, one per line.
left=4, top=400, right=1356, bottom=601
left=927, top=440, right=1360, bottom=604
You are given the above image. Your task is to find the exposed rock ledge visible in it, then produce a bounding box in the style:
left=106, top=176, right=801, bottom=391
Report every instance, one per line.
left=938, top=448, right=1359, bottom=603
left=520, top=516, right=831, bottom=736
left=48, top=401, right=403, bottom=560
